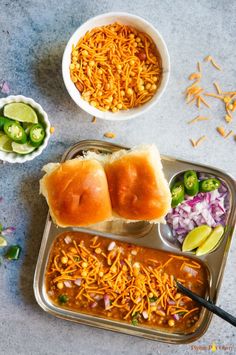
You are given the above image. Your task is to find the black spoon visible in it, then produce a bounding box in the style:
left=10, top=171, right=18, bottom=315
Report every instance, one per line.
left=175, top=280, right=236, bottom=327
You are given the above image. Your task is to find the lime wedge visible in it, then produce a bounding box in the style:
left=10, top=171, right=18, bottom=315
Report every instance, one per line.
left=0, top=236, right=7, bottom=247
left=4, top=103, right=38, bottom=123
left=12, top=141, right=36, bottom=155
left=0, top=134, right=13, bottom=152
left=182, top=225, right=212, bottom=252
left=196, top=225, right=224, bottom=256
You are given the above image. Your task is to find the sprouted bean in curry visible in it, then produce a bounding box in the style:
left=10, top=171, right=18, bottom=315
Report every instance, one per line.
left=46, top=232, right=207, bottom=331
left=70, top=23, right=162, bottom=112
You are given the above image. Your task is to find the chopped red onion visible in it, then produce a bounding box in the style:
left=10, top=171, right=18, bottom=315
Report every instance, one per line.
left=131, top=250, right=137, bottom=256
left=142, top=311, right=148, bottom=319
left=64, top=281, right=72, bottom=288
left=91, top=302, right=98, bottom=308
left=94, top=295, right=103, bottom=301
left=182, top=265, right=198, bottom=277
left=0, top=81, right=10, bottom=94
left=167, top=300, right=176, bottom=305
left=74, top=278, right=82, bottom=286
left=173, top=313, right=180, bottom=321
left=166, top=186, right=229, bottom=243
left=104, top=294, right=110, bottom=310
left=107, top=241, right=116, bottom=251
left=1, top=227, right=16, bottom=236
left=64, top=236, right=72, bottom=244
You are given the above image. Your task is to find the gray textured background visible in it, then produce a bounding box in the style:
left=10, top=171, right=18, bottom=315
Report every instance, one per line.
left=0, top=0, right=236, bottom=354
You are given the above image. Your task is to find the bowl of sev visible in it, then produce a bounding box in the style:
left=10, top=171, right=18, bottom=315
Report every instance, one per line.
left=62, top=12, right=170, bottom=120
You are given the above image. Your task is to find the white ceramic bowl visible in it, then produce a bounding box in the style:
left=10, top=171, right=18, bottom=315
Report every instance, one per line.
left=0, top=95, right=51, bottom=163
left=62, top=12, right=170, bottom=120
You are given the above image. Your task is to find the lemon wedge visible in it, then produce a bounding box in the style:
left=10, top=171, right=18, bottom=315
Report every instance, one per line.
left=0, top=134, right=13, bottom=152
left=12, top=141, right=35, bottom=155
left=182, top=225, right=212, bottom=252
left=196, top=225, right=224, bottom=256
left=0, top=236, right=7, bottom=247
left=4, top=103, right=38, bottom=123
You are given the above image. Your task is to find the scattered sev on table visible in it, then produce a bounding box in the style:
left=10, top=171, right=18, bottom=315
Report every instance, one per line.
left=216, top=127, right=233, bottom=139
left=204, top=55, right=222, bottom=71
left=190, top=136, right=207, bottom=148
left=185, top=60, right=210, bottom=109
left=104, top=132, right=116, bottom=139
left=70, top=23, right=162, bottom=113
left=188, top=115, right=210, bottom=124
left=46, top=232, right=207, bottom=331
left=186, top=56, right=236, bottom=147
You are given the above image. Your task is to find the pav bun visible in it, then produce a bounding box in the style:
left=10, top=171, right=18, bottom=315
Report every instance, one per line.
left=104, top=145, right=171, bottom=223
left=40, top=159, right=112, bottom=227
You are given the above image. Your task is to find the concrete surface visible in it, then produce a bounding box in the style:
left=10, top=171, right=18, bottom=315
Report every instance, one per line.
left=0, top=0, right=235, bottom=354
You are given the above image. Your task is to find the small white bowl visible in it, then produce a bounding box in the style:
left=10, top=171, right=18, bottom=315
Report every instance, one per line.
left=62, top=12, right=170, bottom=120
left=0, top=95, right=51, bottom=163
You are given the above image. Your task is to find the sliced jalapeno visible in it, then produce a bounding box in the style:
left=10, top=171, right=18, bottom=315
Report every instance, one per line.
left=200, top=178, right=221, bottom=192
left=0, top=116, right=11, bottom=130
left=171, top=181, right=185, bottom=208
left=29, top=124, right=45, bottom=147
left=4, top=121, right=27, bottom=143
left=184, top=170, right=199, bottom=196
left=5, top=245, right=21, bottom=260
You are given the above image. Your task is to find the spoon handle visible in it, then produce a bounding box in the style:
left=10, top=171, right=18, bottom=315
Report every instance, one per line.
left=176, top=281, right=236, bottom=327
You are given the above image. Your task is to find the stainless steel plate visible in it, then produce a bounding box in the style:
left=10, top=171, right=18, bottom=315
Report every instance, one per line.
left=34, top=140, right=236, bottom=343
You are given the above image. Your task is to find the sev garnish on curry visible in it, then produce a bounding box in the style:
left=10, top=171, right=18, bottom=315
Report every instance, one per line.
left=70, top=23, right=162, bottom=112
left=46, top=232, right=207, bottom=331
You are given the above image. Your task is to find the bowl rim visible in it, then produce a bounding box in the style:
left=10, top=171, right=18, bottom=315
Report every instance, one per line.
left=62, top=11, right=170, bottom=120
left=0, top=95, right=51, bottom=163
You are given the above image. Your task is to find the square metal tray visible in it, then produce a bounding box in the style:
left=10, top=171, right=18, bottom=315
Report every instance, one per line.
left=34, top=140, right=236, bottom=343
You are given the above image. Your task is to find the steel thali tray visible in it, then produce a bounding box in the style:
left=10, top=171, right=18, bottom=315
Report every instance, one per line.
left=34, top=140, right=236, bottom=343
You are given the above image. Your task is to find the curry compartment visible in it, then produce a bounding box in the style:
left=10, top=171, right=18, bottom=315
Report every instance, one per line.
left=34, top=140, right=236, bottom=344
left=45, top=232, right=209, bottom=334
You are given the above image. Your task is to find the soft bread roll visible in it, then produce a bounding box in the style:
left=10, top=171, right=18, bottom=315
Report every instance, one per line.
left=103, top=145, right=171, bottom=223
left=40, top=159, right=112, bottom=227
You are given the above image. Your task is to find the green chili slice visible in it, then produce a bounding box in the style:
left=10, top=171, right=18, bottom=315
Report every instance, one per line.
left=0, top=116, right=10, bottom=130
left=171, top=181, right=185, bottom=208
left=184, top=170, right=199, bottom=196
left=29, top=124, right=45, bottom=147
left=149, top=296, right=158, bottom=303
left=58, top=294, right=68, bottom=304
left=4, top=121, right=27, bottom=143
left=5, top=245, right=21, bottom=260
left=200, top=178, right=221, bottom=192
